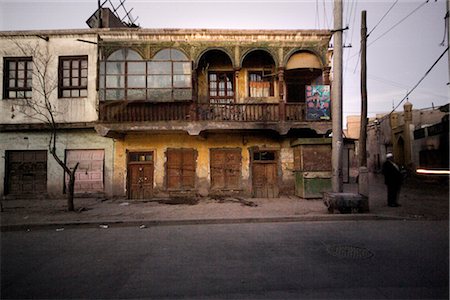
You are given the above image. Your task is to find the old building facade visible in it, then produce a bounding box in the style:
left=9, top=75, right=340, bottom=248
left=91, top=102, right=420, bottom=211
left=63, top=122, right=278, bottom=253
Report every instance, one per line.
left=1, top=28, right=333, bottom=200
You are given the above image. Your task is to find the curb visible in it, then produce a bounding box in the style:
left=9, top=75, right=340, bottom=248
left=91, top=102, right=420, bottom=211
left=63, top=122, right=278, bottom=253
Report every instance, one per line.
left=0, top=213, right=411, bottom=232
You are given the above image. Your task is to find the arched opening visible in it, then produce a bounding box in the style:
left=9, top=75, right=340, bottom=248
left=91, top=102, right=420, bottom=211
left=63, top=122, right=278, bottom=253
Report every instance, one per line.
left=196, top=49, right=234, bottom=104
left=241, top=50, right=276, bottom=99
left=284, top=51, right=323, bottom=103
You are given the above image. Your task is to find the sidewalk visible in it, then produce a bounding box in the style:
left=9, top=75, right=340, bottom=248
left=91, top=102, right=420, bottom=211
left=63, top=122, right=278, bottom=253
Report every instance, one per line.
left=1, top=173, right=448, bottom=230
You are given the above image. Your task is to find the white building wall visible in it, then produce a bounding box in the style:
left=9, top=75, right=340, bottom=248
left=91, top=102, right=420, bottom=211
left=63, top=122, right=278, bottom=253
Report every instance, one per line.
left=0, top=130, right=114, bottom=198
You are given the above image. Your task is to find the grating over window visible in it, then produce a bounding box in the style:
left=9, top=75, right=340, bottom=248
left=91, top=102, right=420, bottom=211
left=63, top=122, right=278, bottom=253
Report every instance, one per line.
left=3, top=57, right=33, bottom=99
left=59, top=56, right=88, bottom=98
left=99, top=48, right=192, bottom=102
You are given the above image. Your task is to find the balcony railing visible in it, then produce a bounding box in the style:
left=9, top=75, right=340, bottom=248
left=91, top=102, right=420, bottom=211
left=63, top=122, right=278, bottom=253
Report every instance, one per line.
left=99, top=101, right=311, bottom=123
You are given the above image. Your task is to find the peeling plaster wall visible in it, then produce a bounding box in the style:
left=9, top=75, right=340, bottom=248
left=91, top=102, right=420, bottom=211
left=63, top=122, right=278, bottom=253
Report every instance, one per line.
left=112, top=132, right=295, bottom=198
left=0, top=130, right=114, bottom=197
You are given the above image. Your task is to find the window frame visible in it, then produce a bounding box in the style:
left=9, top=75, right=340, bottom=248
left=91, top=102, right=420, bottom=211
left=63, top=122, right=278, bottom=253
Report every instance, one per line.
left=208, top=71, right=235, bottom=104
left=58, top=55, right=88, bottom=98
left=3, top=57, right=33, bottom=100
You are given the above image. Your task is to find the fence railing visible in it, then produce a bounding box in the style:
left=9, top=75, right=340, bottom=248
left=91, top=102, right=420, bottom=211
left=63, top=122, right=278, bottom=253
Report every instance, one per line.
left=99, top=101, right=308, bottom=123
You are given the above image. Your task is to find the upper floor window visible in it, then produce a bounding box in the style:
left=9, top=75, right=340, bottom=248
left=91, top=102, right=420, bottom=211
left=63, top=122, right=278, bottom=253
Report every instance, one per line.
left=99, top=48, right=192, bottom=101
left=58, top=56, right=88, bottom=98
left=3, top=57, right=33, bottom=99
left=248, top=71, right=274, bottom=98
left=208, top=72, right=234, bottom=104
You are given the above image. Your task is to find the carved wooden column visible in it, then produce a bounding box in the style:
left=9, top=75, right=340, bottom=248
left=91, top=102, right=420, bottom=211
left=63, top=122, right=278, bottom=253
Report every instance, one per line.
left=191, top=68, right=198, bottom=121
left=278, top=67, right=286, bottom=121
left=322, top=66, right=331, bottom=85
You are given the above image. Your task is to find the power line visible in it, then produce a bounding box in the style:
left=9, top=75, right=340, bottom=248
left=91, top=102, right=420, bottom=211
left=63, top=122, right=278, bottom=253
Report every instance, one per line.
left=367, top=0, right=399, bottom=37
left=378, top=46, right=449, bottom=124
left=368, top=0, right=428, bottom=47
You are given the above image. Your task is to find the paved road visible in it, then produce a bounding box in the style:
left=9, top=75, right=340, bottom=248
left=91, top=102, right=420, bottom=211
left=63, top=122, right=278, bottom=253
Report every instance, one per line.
left=1, top=221, right=448, bottom=299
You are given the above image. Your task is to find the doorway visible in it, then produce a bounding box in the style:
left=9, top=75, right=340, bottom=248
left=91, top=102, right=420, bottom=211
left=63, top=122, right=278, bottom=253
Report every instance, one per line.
left=127, top=151, right=154, bottom=199
left=251, top=150, right=279, bottom=198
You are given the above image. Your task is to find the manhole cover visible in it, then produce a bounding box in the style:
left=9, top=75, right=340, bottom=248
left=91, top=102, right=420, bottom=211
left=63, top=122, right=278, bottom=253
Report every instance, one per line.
left=326, top=245, right=373, bottom=259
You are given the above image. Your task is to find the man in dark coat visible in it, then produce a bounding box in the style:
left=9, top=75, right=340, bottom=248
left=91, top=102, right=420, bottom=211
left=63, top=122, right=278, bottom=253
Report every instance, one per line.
left=382, top=153, right=403, bottom=207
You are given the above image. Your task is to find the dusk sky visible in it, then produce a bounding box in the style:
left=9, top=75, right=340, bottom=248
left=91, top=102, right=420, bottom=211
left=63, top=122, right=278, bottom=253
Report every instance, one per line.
left=1, top=0, right=448, bottom=125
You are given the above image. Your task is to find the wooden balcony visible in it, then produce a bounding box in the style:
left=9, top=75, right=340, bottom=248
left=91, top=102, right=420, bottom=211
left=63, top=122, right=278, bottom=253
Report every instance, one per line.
left=99, top=101, right=310, bottom=123
left=96, top=101, right=332, bottom=136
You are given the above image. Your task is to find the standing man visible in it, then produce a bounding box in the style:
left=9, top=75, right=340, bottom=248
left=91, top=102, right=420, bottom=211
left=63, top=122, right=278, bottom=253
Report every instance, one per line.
left=382, top=153, right=403, bottom=207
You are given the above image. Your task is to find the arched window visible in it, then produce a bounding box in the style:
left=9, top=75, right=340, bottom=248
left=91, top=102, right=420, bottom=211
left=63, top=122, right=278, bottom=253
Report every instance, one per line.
left=147, top=49, right=191, bottom=101
left=99, top=48, right=192, bottom=101
left=100, top=49, right=146, bottom=101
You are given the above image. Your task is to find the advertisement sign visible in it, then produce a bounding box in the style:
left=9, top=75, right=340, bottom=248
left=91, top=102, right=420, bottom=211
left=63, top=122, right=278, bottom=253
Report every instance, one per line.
left=305, top=85, right=331, bottom=120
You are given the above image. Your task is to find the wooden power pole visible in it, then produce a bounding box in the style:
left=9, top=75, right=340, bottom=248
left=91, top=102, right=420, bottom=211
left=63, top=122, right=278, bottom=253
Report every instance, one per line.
left=359, top=10, right=368, bottom=167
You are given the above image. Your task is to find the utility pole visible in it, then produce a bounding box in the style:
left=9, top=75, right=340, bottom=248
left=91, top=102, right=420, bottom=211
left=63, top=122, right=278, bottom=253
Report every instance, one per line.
left=447, top=0, right=449, bottom=87
left=332, top=0, right=343, bottom=192
left=359, top=10, right=368, bottom=168
left=358, top=10, right=369, bottom=203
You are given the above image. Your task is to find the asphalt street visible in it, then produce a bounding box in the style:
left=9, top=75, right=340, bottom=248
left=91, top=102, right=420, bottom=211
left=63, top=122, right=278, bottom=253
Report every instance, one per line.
left=1, top=220, right=448, bottom=299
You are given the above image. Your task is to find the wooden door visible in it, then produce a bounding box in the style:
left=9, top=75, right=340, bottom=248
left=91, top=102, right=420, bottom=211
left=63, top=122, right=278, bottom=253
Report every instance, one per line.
left=252, top=151, right=279, bottom=198
left=210, top=149, right=241, bottom=190
left=128, top=152, right=154, bottom=199
left=167, top=148, right=196, bottom=190
left=6, top=150, right=47, bottom=195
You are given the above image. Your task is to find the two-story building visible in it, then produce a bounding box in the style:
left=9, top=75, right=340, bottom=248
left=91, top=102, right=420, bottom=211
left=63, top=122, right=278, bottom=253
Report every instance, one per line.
left=1, top=27, right=333, bottom=201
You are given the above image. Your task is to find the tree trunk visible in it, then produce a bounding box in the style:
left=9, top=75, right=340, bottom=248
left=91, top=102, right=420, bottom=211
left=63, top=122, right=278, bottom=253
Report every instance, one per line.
left=67, top=162, right=79, bottom=212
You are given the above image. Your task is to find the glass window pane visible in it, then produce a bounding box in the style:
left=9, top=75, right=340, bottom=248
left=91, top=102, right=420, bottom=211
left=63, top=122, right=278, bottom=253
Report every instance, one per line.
left=26, top=61, right=33, bottom=70
left=71, top=90, right=80, bottom=97
left=148, top=61, right=171, bottom=74
left=173, top=89, right=192, bottom=101
left=153, top=49, right=171, bottom=60
left=63, top=78, right=70, bottom=86
left=9, top=62, right=16, bottom=70
left=126, top=50, right=142, bottom=60
left=128, top=62, right=146, bottom=74
left=173, top=62, right=191, bottom=74
left=63, top=60, right=70, bottom=68
left=17, top=80, right=24, bottom=87
left=80, top=78, right=88, bottom=86
left=26, top=79, right=32, bottom=87
left=106, top=76, right=124, bottom=88
left=173, top=75, right=191, bottom=88
left=9, top=79, right=15, bottom=87
left=81, top=69, right=88, bottom=77
left=99, top=75, right=105, bottom=89
left=107, top=49, right=126, bottom=60
left=72, top=69, right=79, bottom=77
left=9, top=91, right=16, bottom=98
left=148, top=89, right=172, bottom=101
left=63, top=70, right=70, bottom=77
left=81, top=59, right=88, bottom=68
left=105, top=89, right=125, bottom=100
left=147, top=75, right=171, bottom=88
left=18, top=62, right=25, bottom=69
left=80, top=89, right=87, bottom=97
left=127, top=75, right=146, bottom=88
left=170, top=49, right=188, bottom=60
left=25, top=91, right=32, bottom=98
left=17, top=91, right=24, bottom=98
left=18, top=70, right=24, bottom=78
left=72, top=60, right=79, bottom=68
left=62, top=90, right=71, bottom=97
left=127, top=89, right=146, bottom=100
left=9, top=71, right=16, bottom=78
left=100, top=61, right=105, bottom=75
left=73, top=78, right=80, bottom=86
left=106, top=62, right=125, bottom=74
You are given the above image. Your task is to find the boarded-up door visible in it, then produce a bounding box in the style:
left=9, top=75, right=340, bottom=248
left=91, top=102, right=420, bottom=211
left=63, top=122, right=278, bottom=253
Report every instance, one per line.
left=210, top=148, right=241, bottom=190
left=252, top=151, right=279, bottom=198
left=65, top=150, right=104, bottom=194
left=6, top=150, right=47, bottom=195
left=128, top=152, right=154, bottom=199
left=166, top=148, right=196, bottom=190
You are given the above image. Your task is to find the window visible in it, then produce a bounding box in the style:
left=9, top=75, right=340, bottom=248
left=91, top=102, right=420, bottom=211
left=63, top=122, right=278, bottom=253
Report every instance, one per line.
left=208, top=72, right=234, bottom=104
left=99, top=48, right=192, bottom=101
left=59, top=56, right=88, bottom=98
left=3, top=57, right=33, bottom=99
left=248, top=71, right=274, bottom=97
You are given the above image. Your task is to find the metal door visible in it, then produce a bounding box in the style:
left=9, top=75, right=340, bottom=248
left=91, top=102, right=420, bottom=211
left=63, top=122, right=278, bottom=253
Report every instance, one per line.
left=6, top=150, right=47, bottom=195
left=65, top=150, right=104, bottom=193
left=128, top=152, right=154, bottom=199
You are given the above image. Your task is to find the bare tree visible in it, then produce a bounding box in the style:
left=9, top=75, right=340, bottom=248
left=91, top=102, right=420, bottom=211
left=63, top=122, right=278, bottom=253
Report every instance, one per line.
left=9, top=39, right=79, bottom=211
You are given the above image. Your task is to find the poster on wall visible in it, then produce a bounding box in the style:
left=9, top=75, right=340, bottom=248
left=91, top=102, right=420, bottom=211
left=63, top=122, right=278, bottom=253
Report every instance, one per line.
left=305, top=85, right=331, bottom=120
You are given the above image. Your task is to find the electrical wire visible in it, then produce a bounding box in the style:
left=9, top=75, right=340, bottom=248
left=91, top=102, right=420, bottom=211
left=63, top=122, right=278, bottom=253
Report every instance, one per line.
left=368, top=0, right=429, bottom=47
left=367, top=0, right=399, bottom=37
left=377, top=46, right=449, bottom=124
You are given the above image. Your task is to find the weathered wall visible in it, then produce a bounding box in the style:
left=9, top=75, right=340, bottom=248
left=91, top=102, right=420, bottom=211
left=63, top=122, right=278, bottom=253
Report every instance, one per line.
left=0, top=33, right=98, bottom=124
left=112, top=132, right=295, bottom=198
left=0, top=130, right=114, bottom=197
